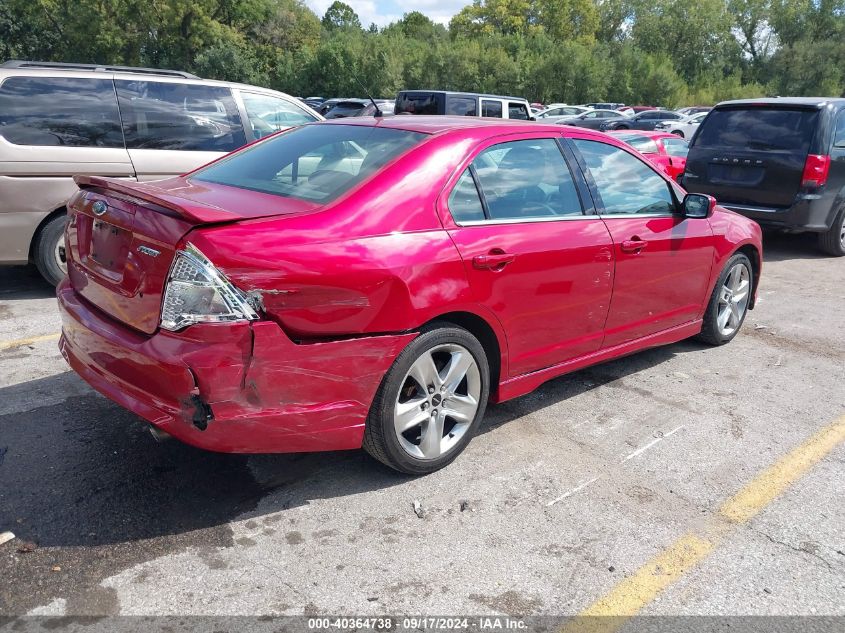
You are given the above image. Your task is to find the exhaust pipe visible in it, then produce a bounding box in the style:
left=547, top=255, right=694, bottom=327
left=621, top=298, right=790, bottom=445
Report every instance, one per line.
left=149, top=425, right=173, bottom=443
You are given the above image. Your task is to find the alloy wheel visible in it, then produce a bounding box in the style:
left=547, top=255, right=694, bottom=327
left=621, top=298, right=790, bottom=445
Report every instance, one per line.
left=393, top=344, right=481, bottom=460
left=717, top=262, right=751, bottom=336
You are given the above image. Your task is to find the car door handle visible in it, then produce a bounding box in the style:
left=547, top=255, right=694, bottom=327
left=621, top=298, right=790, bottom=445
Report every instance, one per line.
left=620, top=238, right=648, bottom=254
left=473, top=252, right=515, bottom=270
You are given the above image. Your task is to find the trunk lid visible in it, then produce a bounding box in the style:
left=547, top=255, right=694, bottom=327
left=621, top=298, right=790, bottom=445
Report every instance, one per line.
left=66, top=176, right=319, bottom=334
left=684, top=106, right=820, bottom=208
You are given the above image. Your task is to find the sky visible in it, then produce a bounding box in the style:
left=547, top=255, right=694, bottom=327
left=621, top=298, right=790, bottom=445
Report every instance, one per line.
left=306, top=0, right=470, bottom=28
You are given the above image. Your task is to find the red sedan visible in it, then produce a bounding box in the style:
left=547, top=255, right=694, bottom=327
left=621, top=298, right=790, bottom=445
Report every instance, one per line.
left=58, top=117, right=762, bottom=474
left=608, top=130, right=689, bottom=181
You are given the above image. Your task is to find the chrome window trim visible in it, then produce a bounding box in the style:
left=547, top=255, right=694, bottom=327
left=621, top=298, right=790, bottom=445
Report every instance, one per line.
left=598, top=212, right=677, bottom=219
left=455, top=214, right=595, bottom=227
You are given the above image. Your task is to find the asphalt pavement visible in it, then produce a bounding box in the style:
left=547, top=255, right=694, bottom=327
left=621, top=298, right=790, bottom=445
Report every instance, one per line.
left=0, top=233, right=843, bottom=619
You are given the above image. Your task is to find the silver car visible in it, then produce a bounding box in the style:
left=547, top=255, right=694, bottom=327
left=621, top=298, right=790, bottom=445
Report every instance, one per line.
left=0, top=60, right=322, bottom=285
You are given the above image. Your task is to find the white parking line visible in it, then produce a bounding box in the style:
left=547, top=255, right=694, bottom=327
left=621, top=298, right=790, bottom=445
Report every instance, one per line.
left=547, top=477, right=601, bottom=506
left=622, top=425, right=685, bottom=462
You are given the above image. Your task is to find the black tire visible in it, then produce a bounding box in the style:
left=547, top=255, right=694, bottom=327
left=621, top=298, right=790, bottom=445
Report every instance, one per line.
left=34, top=214, right=68, bottom=287
left=696, top=252, right=753, bottom=346
left=616, top=124, right=629, bottom=130
left=672, top=130, right=685, bottom=138
left=363, top=324, right=490, bottom=475
left=817, top=205, right=845, bottom=256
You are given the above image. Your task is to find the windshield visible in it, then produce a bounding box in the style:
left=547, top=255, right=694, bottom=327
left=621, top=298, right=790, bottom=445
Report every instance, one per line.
left=194, top=124, right=426, bottom=203
left=694, top=107, right=818, bottom=152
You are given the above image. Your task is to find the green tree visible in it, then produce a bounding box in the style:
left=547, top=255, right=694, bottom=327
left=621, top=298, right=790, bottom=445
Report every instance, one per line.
left=321, top=1, right=362, bottom=31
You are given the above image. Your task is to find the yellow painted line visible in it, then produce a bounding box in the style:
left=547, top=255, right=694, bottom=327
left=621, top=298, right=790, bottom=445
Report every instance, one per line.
left=720, top=415, right=845, bottom=523
left=561, top=414, right=845, bottom=632
left=0, top=332, right=60, bottom=351
left=566, top=534, right=715, bottom=633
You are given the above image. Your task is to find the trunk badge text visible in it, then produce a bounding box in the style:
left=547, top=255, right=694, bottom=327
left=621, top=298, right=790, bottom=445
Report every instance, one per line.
left=92, top=200, right=108, bottom=216
left=138, top=245, right=161, bottom=258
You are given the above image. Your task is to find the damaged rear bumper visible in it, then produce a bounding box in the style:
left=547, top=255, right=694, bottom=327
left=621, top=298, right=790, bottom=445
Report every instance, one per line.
left=57, top=280, right=416, bottom=453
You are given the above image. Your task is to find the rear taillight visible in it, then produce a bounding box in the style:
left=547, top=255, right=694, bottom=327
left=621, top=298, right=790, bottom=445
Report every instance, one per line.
left=160, top=243, right=258, bottom=331
left=801, top=154, right=830, bottom=188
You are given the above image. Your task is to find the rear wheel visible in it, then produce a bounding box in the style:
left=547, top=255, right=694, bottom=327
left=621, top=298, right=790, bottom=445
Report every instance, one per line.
left=363, top=324, right=489, bottom=475
left=697, top=253, right=753, bottom=345
left=818, top=206, right=845, bottom=256
left=34, top=214, right=68, bottom=287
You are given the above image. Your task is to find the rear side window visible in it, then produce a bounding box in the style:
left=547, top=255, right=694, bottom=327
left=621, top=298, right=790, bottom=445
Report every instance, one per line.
left=834, top=110, right=845, bottom=148
left=619, top=136, right=659, bottom=154
left=470, top=139, right=583, bottom=220
left=0, top=77, right=123, bottom=147
left=241, top=92, right=317, bottom=139
left=508, top=103, right=530, bottom=120
left=694, top=108, right=818, bottom=153
left=194, top=124, right=425, bottom=203
left=662, top=137, right=689, bottom=157
left=481, top=100, right=503, bottom=118
left=395, top=93, right=441, bottom=115
left=116, top=80, right=246, bottom=152
left=446, top=96, right=478, bottom=117
left=574, top=139, right=674, bottom=215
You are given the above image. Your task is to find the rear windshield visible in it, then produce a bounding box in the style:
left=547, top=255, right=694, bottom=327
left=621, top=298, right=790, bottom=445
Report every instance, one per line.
left=193, top=124, right=426, bottom=203
left=694, top=107, right=818, bottom=153
left=395, top=93, right=442, bottom=115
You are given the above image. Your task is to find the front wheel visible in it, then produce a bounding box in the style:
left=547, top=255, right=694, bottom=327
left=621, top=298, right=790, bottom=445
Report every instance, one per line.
left=672, top=130, right=685, bottom=138
left=363, top=325, right=490, bottom=475
left=696, top=253, right=753, bottom=345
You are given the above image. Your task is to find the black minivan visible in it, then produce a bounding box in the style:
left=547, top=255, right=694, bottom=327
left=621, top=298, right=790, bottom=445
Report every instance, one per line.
left=682, top=97, right=845, bottom=255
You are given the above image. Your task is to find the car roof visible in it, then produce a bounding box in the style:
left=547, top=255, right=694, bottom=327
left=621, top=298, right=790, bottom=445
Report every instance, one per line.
left=318, top=115, right=591, bottom=136
left=0, top=63, right=303, bottom=100
left=716, top=97, right=845, bottom=109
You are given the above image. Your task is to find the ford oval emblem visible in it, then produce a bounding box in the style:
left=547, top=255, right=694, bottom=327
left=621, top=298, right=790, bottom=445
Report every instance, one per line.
left=92, top=200, right=108, bottom=216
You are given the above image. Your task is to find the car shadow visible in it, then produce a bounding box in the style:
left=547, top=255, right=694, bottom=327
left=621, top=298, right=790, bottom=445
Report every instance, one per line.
left=761, top=231, right=832, bottom=262
left=0, top=265, right=55, bottom=300
left=0, top=340, right=697, bottom=551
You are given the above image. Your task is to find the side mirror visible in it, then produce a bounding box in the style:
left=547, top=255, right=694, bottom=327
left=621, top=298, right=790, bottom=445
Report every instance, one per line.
left=682, top=193, right=716, bottom=218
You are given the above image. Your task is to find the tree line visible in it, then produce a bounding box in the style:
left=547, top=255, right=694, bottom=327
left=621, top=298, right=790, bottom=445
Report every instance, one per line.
left=1, top=0, right=844, bottom=107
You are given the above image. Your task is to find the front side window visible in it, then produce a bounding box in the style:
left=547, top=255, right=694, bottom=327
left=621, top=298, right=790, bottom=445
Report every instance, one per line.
left=194, top=124, right=425, bottom=204
left=509, top=103, right=530, bottom=120
left=446, top=96, right=477, bottom=116
left=467, top=139, right=583, bottom=220
left=481, top=100, right=503, bottom=118
left=0, top=77, right=123, bottom=147
left=573, top=139, right=675, bottom=215
left=116, top=80, right=245, bottom=151
left=241, top=92, right=317, bottom=139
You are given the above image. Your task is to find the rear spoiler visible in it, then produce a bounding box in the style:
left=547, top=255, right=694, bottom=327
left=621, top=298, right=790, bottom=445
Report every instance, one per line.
left=74, top=175, right=240, bottom=224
